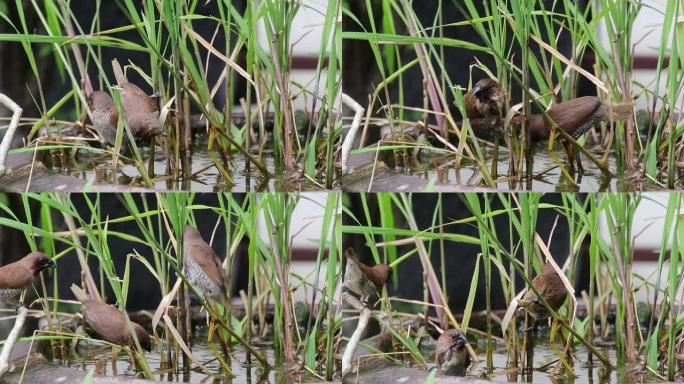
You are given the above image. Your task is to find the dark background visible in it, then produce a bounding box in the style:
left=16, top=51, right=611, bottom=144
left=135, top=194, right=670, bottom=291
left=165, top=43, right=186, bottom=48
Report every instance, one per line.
left=0, top=1, right=247, bottom=142
left=343, top=193, right=589, bottom=317
left=343, top=0, right=593, bottom=142
left=0, top=193, right=246, bottom=311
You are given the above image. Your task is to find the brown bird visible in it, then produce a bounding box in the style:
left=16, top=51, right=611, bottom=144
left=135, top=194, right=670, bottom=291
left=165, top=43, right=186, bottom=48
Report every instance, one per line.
left=0, top=252, right=56, bottom=306
left=71, top=285, right=151, bottom=352
left=183, top=225, right=227, bottom=303
left=344, top=248, right=392, bottom=303
left=110, top=59, right=166, bottom=143
left=518, top=262, right=568, bottom=320
left=435, top=329, right=470, bottom=376
left=525, top=96, right=632, bottom=171
left=464, top=78, right=507, bottom=135
left=87, top=91, right=119, bottom=146
left=119, top=82, right=164, bottom=141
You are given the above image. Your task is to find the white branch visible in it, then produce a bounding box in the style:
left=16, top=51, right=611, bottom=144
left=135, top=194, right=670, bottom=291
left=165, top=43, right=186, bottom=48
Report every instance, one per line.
left=0, top=93, right=23, bottom=176
left=0, top=306, right=28, bottom=378
left=341, top=291, right=371, bottom=378
left=340, top=93, right=365, bottom=175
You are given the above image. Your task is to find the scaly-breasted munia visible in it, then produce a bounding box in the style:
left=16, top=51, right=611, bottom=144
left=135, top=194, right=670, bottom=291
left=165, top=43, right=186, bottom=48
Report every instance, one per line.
left=526, top=96, right=631, bottom=141
left=87, top=91, right=119, bottom=146
left=71, top=285, right=151, bottom=352
left=109, top=59, right=166, bottom=144
left=183, top=225, right=228, bottom=303
left=119, top=82, right=164, bottom=141
left=435, top=329, right=470, bottom=376
left=0, top=252, right=56, bottom=306
left=525, top=96, right=632, bottom=171
left=344, top=248, right=392, bottom=303
left=88, top=83, right=165, bottom=146
left=518, top=262, right=568, bottom=320
left=464, top=78, right=507, bottom=134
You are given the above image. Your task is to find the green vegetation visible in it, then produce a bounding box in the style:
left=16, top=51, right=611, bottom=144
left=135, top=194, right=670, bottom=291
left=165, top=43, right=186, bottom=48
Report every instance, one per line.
left=0, top=192, right=341, bottom=381
left=0, top=0, right=341, bottom=189
left=342, top=1, right=683, bottom=190
left=343, top=192, right=683, bottom=381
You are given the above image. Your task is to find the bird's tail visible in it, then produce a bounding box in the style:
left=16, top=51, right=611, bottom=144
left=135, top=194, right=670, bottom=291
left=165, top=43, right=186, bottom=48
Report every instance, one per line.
left=608, top=100, right=634, bottom=121
left=111, top=59, right=126, bottom=86
left=70, top=284, right=89, bottom=302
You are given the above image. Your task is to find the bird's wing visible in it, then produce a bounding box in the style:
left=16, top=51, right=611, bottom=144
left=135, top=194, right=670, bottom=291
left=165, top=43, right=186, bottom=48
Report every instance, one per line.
left=0, top=263, right=33, bottom=289
left=550, top=97, right=601, bottom=133
left=83, top=299, right=127, bottom=344
left=121, top=84, right=156, bottom=113
left=186, top=242, right=226, bottom=290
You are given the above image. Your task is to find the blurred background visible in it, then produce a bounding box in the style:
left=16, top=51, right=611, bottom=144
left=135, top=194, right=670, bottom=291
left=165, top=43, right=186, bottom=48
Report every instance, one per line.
left=342, top=0, right=671, bottom=123
left=0, top=0, right=333, bottom=135
left=0, top=192, right=334, bottom=335
left=343, top=192, right=674, bottom=314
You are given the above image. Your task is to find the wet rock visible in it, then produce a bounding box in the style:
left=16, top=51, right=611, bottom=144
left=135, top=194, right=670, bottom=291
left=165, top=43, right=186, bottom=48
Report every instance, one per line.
left=0, top=154, right=151, bottom=193
left=340, top=145, right=491, bottom=192
left=1, top=354, right=170, bottom=384
left=344, top=364, right=501, bottom=384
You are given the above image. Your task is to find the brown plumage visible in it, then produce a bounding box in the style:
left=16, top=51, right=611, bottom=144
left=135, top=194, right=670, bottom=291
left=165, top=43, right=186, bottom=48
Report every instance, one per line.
left=344, top=248, right=392, bottom=301
left=518, top=262, right=568, bottom=320
left=464, top=78, right=507, bottom=133
left=109, top=58, right=165, bottom=142
left=435, top=329, right=470, bottom=376
left=183, top=225, right=227, bottom=302
left=87, top=91, right=119, bottom=146
left=71, top=285, right=151, bottom=351
left=0, top=252, right=56, bottom=305
left=525, top=96, right=633, bottom=170
left=526, top=96, right=633, bottom=141
left=119, top=82, right=164, bottom=140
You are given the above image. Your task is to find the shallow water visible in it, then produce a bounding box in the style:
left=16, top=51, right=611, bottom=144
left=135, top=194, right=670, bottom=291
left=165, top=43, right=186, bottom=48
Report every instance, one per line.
left=485, top=339, right=629, bottom=383
left=70, top=340, right=315, bottom=383
left=53, top=135, right=329, bottom=191
left=383, top=143, right=658, bottom=192
left=353, top=329, right=658, bottom=384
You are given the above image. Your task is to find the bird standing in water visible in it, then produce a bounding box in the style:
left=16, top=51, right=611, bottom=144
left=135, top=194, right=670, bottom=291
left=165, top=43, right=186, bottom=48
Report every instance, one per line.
left=71, top=285, right=151, bottom=352
left=110, top=59, right=167, bottom=145
left=0, top=252, right=56, bottom=307
left=87, top=82, right=165, bottom=148
left=464, top=78, right=507, bottom=135
left=435, top=329, right=471, bottom=376
left=118, top=82, right=165, bottom=142
left=518, top=262, right=568, bottom=321
left=525, top=96, right=632, bottom=172
left=87, top=91, right=119, bottom=146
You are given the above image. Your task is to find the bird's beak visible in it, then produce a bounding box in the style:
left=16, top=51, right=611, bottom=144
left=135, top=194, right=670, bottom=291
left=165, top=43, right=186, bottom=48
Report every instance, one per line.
left=44, top=259, right=57, bottom=269
left=472, top=85, right=481, bottom=96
